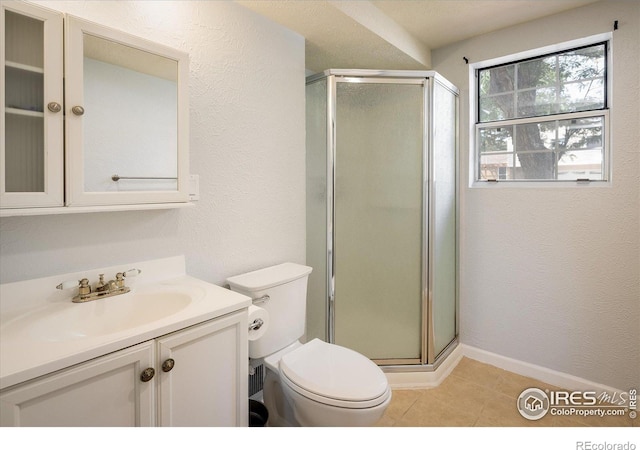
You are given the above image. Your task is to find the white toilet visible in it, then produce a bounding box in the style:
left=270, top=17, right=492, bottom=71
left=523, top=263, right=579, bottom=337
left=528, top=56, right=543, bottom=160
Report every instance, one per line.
left=227, top=262, right=391, bottom=427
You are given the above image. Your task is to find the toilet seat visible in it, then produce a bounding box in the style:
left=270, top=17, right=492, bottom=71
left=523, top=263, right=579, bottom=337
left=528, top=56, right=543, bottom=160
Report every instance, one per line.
left=278, top=339, right=390, bottom=409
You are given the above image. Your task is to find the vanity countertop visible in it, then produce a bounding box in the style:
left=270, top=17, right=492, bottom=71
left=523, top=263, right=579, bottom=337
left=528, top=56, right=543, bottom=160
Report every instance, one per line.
left=0, top=257, right=251, bottom=390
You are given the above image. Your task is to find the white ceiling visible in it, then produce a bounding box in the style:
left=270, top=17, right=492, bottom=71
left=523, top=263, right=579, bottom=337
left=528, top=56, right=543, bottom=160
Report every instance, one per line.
left=237, top=0, right=601, bottom=72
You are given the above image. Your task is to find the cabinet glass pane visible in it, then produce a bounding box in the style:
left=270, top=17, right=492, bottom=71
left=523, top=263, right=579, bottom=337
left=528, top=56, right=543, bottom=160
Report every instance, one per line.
left=5, top=114, right=44, bottom=192
left=5, top=11, right=43, bottom=67
left=4, top=10, right=45, bottom=193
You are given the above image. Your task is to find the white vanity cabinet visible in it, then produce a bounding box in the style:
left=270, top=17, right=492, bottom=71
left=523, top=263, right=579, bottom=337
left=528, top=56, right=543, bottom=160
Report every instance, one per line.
left=0, top=311, right=248, bottom=427
left=0, top=1, right=190, bottom=215
left=156, top=311, right=248, bottom=426
left=0, top=341, right=155, bottom=426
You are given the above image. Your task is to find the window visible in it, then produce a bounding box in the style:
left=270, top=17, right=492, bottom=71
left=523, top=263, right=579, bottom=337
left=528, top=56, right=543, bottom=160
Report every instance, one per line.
left=473, top=39, right=610, bottom=183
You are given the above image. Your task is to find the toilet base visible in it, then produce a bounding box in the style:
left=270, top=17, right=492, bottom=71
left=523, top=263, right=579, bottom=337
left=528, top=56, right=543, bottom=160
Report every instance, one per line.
left=263, top=369, right=297, bottom=426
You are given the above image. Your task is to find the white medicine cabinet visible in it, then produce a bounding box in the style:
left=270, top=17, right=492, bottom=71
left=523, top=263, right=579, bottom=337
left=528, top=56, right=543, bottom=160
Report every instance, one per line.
left=0, top=1, right=190, bottom=215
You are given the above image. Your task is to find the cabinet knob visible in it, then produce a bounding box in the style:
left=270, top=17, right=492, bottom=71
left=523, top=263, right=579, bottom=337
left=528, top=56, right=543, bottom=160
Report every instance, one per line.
left=71, top=105, right=85, bottom=116
left=162, top=359, right=175, bottom=373
left=47, top=102, right=62, bottom=113
left=140, top=367, right=155, bottom=382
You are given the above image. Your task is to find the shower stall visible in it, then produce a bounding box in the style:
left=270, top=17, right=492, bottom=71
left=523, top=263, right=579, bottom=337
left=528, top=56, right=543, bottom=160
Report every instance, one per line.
left=306, top=70, right=458, bottom=367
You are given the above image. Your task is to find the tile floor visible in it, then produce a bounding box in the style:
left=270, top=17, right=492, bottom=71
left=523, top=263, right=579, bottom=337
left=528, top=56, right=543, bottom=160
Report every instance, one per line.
left=375, top=357, right=637, bottom=427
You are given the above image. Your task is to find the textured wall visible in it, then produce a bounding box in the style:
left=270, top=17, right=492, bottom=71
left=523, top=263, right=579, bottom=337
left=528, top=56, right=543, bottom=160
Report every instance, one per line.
left=432, top=1, right=640, bottom=390
left=0, top=1, right=306, bottom=285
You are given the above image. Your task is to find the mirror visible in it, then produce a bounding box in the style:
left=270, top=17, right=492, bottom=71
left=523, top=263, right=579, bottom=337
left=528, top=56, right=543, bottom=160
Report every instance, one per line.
left=65, top=15, right=189, bottom=207
left=82, top=34, right=178, bottom=193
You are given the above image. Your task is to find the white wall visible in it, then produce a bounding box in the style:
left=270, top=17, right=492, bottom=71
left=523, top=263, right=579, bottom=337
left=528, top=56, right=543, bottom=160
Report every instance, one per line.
left=0, top=1, right=306, bottom=285
left=432, top=0, right=640, bottom=390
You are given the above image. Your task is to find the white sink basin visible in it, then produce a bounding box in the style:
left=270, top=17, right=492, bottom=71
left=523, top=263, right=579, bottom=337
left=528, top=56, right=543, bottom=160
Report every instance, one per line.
left=2, top=286, right=204, bottom=342
left=0, top=258, right=253, bottom=391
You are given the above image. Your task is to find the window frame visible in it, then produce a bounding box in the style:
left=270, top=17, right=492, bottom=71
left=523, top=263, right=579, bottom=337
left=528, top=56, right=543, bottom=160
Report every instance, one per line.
left=469, top=33, right=613, bottom=187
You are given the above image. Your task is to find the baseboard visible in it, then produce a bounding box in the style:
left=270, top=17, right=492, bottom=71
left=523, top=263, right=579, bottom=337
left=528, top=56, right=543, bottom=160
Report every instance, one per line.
left=386, top=343, right=623, bottom=395
left=460, top=344, right=625, bottom=395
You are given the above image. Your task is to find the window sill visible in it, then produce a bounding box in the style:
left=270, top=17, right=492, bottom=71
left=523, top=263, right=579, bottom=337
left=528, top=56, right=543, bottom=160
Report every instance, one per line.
left=469, top=180, right=612, bottom=189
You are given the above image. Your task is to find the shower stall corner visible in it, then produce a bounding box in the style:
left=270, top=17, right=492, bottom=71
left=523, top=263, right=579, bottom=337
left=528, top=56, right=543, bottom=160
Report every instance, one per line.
left=305, top=69, right=459, bottom=371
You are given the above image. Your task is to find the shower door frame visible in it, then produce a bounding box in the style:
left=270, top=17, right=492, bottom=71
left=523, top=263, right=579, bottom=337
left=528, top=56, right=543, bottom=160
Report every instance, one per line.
left=311, top=69, right=459, bottom=367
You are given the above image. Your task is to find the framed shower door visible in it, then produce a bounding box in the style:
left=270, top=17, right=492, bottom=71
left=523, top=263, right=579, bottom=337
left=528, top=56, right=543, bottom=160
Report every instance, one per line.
left=333, top=78, right=426, bottom=364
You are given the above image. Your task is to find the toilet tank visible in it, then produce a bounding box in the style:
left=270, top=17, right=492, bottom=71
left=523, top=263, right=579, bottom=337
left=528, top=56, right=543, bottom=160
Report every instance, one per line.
left=227, top=263, right=313, bottom=359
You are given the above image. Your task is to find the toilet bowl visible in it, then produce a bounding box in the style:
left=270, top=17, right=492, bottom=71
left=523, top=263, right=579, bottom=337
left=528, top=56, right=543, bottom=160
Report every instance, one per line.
left=263, top=339, right=391, bottom=427
left=227, top=263, right=391, bottom=427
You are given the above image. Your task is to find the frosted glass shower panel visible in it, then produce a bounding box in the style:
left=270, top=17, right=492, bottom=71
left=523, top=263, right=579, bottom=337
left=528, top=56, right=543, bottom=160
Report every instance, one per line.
left=431, top=80, right=457, bottom=358
left=334, top=82, right=423, bottom=361
left=305, top=79, right=328, bottom=342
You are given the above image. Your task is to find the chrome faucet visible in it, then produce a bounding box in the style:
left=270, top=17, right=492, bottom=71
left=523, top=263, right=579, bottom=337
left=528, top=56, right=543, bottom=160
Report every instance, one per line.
left=56, top=269, right=141, bottom=303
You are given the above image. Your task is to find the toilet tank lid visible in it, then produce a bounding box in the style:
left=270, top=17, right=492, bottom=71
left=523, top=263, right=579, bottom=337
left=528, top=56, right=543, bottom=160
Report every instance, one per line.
left=226, top=263, right=312, bottom=292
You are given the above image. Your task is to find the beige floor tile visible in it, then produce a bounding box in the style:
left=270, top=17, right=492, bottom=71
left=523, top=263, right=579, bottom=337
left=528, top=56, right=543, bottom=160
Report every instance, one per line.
left=547, top=413, right=590, bottom=427
left=494, top=371, right=558, bottom=399
left=450, top=357, right=505, bottom=391
left=379, top=389, right=423, bottom=422
left=384, top=357, right=637, bottom=428
left=475, top=392, right=537, bottom=427
left=428, top=373, right=495, bottom=417
left=374, top=415, right=396, bottom=427
left=395, top=394, right=478, bottom=427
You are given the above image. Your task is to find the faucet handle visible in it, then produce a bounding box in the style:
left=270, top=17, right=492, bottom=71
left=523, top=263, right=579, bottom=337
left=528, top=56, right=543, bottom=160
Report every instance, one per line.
left=114, top=269, right=141, bottom=282
left=115, top=269, right=141, bottom=289
left=123, top=269, right=141, bottom=278
left=56, top=280, right=81, bottom=290
left=56, top=278, right=91, bottom=297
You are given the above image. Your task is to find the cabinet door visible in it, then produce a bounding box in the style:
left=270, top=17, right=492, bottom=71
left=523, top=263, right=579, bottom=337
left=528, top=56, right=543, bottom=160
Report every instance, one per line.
left=157, top=311, right=248, bottom=426
left=0, top=1, right=63, bottom=208
left=64, top=15, right=189, bottom=207
left=0, top=342, right=155, bottom=427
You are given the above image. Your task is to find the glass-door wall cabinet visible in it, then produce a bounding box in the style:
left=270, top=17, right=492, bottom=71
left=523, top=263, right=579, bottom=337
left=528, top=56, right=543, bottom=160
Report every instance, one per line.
left=1, top=1, right=64, bottom=208
left=0, top=0, right=190, bottom=213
